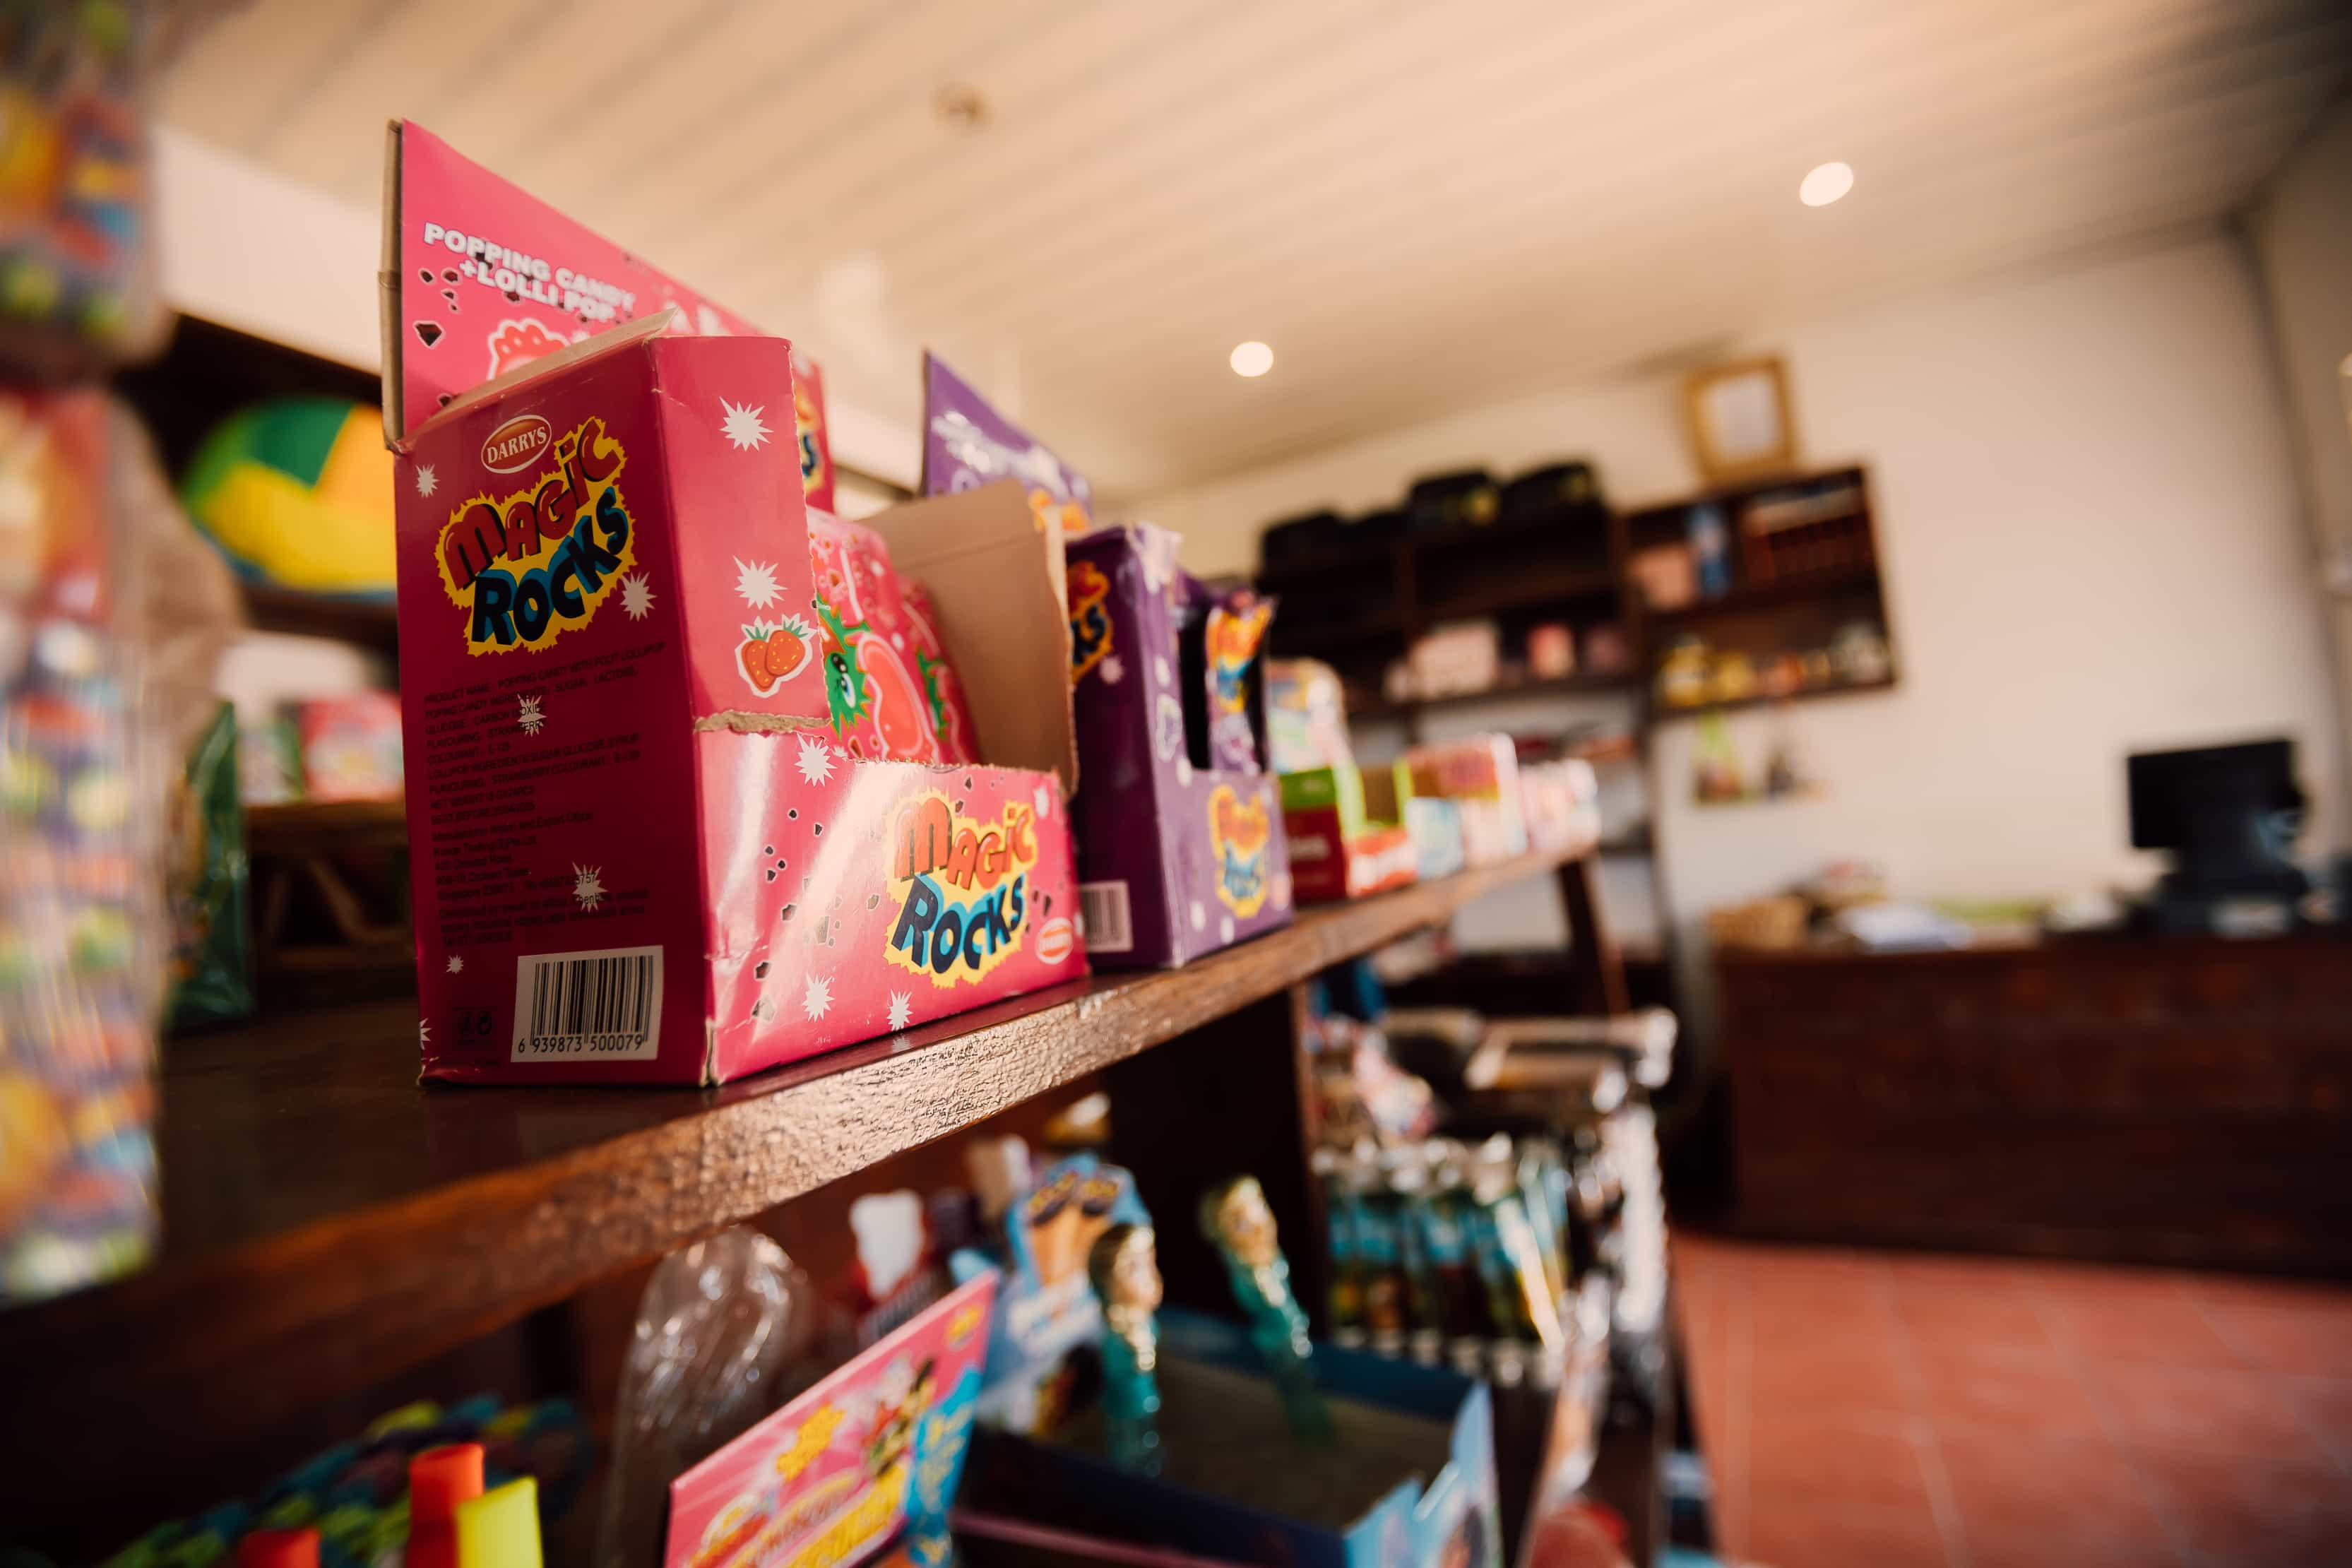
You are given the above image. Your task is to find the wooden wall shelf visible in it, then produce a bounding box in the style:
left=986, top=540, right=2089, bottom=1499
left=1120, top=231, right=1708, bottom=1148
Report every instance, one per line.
left=0, top=848, right=1586, bottom=1521
left=1352, top=671, right=1639, bottom=722
left=245, top=797, right=408, bottom=855
left=1641, top=562, right=1880, bottom=627
left=239, top=583, right=400, bottom=654
left=1650, top=671, right=1898, bottom=720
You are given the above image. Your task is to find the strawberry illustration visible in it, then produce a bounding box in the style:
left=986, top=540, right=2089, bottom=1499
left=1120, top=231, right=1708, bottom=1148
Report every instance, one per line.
left=736, top=616, right=813, bottom=697
left=765, top=617, right=812, bottom=682
left=737, top=623, right=779, bottom=694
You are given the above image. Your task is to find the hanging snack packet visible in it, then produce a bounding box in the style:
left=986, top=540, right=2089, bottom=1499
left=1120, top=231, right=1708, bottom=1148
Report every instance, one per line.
left=165, top=701, right=251, bottom=1029
left=0, top=393, right=166, bottom=1302
left=1201, top=590, right=1274, bottom=775
left=0, top=1, right=170, bottom=379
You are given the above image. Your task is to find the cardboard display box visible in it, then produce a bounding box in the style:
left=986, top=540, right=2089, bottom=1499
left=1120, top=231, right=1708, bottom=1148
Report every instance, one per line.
left=964, top=1309, right=1500, bottom=1568
left=1406, top=737, right=1529, bottom=868
left=1065, top=525, right=1293, bottom=967
left=665, top=1271, right=999, bottom=1568
left=383, top=125, right=1087, bottom=1083
left=1281, top=761, right=1419, bottom=905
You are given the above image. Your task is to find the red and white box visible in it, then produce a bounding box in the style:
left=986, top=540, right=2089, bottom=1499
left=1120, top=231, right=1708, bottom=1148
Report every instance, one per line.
left=384, top=127, right=1086, bottom=1085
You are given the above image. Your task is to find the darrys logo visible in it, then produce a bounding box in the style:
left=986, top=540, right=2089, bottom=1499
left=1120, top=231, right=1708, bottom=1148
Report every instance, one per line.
left=480, top=414, right=551, bottom=473
left=885, top=792, right=1038, bottom=987
left=437, top=415, right=634, bottom=653
left=1209, top=783, right=1271, bottom=918
left=1067, top=560, right=1112, bottom=682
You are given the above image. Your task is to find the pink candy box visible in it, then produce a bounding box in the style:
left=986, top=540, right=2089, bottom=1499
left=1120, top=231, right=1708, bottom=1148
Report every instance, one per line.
left=383, top=129, right=1086, bottom=1086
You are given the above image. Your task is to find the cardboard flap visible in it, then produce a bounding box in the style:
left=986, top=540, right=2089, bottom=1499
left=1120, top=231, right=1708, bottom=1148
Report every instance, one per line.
left=379, top=122, right=835, bottom=505
left=920, top=352, right=1095, bottom=528
left=874, top=480, right=1078, bottom=795
left=412, top=307, right=682, bottom=443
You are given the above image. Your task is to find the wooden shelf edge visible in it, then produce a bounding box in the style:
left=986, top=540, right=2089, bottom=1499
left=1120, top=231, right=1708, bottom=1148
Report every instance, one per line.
left=1649, top=671, right=1898, bottom=720
left=1352, top=672, right=1640, bottom=723
left=246, top=797, right=410, bottom=855
left=0, top=848, right=1581, bottom=1503
left=1639, top=562, right=1881, bottom=627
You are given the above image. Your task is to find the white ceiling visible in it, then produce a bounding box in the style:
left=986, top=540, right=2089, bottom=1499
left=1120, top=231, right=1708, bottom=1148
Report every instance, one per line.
left=160, top=0, right=2351, bottom=498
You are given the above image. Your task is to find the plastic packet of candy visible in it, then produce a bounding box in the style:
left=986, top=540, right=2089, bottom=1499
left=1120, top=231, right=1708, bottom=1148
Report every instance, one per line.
left=0, top=390, right=165, bottom=1302
left=165, top=699, right=250, bottom=1030
left=802, top=509, right=980, bottom=765
left=0, top=0, right=176, bottom=379
left=1201, top=590, right=1274, bottom=775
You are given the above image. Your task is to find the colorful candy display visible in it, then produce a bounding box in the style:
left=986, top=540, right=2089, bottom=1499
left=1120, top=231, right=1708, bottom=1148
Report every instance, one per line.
left=98, top=1396, right=588, bottom=1568
left=0, top=390, right=163, bottom=1302
left=0, top=0, right=168, bottom=379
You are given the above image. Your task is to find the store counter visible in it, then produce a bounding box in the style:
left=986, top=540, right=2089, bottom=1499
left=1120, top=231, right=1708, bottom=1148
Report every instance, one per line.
left=1715, top=927, right=2352, bottom=1274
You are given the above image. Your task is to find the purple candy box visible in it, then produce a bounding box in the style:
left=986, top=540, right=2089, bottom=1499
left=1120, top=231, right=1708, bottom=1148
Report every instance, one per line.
left=1064, top=525, right=1293, bottom=967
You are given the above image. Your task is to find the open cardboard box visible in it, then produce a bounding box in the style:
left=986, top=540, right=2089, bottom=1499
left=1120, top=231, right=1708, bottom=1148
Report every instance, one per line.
left=1280, top=761, right=1419, bottom=904
left=1064, top=525, right=1293, bottom=966
left=381, top=124, right=1086, bottom=1084
left=963, top=1310, right=1499, bottom=1568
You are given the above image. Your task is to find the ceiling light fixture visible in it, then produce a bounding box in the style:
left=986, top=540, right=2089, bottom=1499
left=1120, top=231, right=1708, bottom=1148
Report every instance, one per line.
left=935, top=83, right=990, bottom=131
left=1230, top=340, right=1273, bottom=378
left=1800, top=161, right=1854, bottom=207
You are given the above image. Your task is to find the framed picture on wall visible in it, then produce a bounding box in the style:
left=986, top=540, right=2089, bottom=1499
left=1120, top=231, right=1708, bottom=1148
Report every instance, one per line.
left=1685, top=357, right=1798, bottom=482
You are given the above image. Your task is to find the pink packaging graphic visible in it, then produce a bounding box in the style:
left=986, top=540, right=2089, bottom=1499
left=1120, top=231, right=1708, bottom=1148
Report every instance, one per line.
left=804, top=512, right=978, bottom=767
left=384, top=121, right=836, bottom=511
left=385, top=129, right=1086, bottom=1086
left=666, top=1271, right=999, bottom=1568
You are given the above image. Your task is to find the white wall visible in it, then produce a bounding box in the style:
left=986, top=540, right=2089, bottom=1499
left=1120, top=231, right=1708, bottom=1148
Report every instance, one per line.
left=1119, top=235, right=2345, bottom=960
left=2248, top=92, right=2352, bottom=790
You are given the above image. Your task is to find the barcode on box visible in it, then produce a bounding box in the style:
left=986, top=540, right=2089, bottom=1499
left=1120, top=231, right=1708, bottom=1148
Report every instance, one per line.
left=1079, top=881, right=1134, bottom=954
left=511, top=945, right=663, bottom=1062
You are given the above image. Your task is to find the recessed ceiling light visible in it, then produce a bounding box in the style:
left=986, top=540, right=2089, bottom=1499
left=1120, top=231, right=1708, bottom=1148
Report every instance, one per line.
left=1800, top=161, right=1854, bottom=207
left=935, top=83, right=990, bottom=131
left=1230, top=340, right=1273, bottom=378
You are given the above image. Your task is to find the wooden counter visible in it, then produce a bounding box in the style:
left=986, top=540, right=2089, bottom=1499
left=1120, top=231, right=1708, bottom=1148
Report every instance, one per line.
left=1715, top=929, right=2352, bottom=1274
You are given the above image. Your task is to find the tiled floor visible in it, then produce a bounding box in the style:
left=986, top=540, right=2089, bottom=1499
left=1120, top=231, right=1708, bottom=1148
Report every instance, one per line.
left=1673, top=1235, right=2352, bottom=1568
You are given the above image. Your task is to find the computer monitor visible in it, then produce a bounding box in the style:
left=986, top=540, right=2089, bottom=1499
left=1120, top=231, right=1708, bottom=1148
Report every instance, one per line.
left=2127, top=739, right=2306, bottom=906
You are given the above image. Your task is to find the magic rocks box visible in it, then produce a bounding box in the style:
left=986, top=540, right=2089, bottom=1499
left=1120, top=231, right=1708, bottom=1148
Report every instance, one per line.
left=383, top=126, right=1086, bottom=1085
left=1062, top=525, right=1293, bottom=968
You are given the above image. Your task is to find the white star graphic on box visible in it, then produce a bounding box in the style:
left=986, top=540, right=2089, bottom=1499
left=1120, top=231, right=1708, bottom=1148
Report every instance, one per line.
left=621, top=571, right=654, bottom=620
left=796, top=738, right=836, bottom=785
left=414, top=465, right=437, bottom=498
left=419, top=1018, right=431, bottom=1044
left=1220, top=915, right=1235, bottom=944
left=446, top=954, right=464, bottom=974
left=720, top=400, right=772, bottom=451
left=735, top=557, right=782, bottom=608
left=1189, top=901, right=1206, bottom=931
left=572, top=864, right=606, bottom=910
left=888, top=991, right=913, bottom=1031
left=1033, top=783, right=1053, bottom=819
left=1100, top=653, right=1125, bottom=686
left=802, top=974, right=832, bottom=1020
left=517, top=694, right=545, bottom=735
